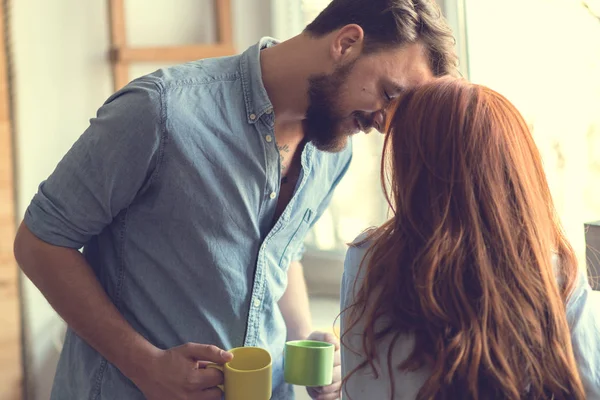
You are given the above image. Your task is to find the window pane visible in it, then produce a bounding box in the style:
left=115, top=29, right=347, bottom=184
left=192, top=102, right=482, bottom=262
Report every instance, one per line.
left=464, top=0, right=600, bottom=263
left=305, top=133, right=387, bottom=252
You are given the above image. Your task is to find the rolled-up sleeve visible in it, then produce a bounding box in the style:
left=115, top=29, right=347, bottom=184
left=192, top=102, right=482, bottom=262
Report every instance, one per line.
left=24, top=77, right=165, bottom=249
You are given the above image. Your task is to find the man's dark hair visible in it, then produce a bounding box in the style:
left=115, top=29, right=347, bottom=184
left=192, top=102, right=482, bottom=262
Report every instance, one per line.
left=304, top=0, right=458, bottom=76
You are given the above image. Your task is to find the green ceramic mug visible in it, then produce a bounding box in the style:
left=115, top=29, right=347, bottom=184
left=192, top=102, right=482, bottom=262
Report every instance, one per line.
left=284, top=340, right=335, bottom=387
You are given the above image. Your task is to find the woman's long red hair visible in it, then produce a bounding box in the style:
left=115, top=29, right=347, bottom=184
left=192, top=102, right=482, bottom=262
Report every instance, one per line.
left=343, top=77, right=586, bottom=399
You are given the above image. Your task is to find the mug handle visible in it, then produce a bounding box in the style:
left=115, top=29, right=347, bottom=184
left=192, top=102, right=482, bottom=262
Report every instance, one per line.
left=206, top=363, right=225, bottom=392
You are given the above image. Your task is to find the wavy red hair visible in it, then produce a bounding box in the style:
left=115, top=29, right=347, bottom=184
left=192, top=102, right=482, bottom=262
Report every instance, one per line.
left=343, top=77, right=585, bottom=399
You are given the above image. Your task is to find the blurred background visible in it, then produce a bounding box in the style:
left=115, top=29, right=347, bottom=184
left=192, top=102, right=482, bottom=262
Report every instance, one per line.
left=0, top=0, right=599, bottom=399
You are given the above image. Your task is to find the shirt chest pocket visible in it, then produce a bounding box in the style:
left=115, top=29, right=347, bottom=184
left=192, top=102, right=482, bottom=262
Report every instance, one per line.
left=278, top=208, right=313, bottom=267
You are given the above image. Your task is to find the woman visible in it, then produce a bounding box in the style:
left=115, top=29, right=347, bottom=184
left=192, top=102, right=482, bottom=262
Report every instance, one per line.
left=340, top=78, right=600, bottom=400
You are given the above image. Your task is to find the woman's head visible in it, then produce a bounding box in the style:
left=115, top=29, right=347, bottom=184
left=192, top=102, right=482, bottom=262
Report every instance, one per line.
left=344, top=78, right=585, bottom=399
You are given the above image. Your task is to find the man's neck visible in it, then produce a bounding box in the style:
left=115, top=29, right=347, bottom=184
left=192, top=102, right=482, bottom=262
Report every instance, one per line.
left=260, top=33, right=329, bottom=146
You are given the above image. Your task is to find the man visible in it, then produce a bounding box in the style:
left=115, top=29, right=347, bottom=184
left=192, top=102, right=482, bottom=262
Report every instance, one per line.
left=14, top=0, right=457, bottom=399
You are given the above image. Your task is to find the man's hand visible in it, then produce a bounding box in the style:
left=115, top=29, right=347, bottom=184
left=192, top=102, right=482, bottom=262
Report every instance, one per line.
left=133, top=343, right=233, bottom=400
left=14, top=224, right=232, bottom=400
left=305, top=331, right=342, bottom=400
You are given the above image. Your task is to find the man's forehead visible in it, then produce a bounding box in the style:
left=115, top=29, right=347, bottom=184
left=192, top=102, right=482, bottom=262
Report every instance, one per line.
left=385, top=66, right=433, bottom=91
left=375, top=44, right=433, bottom=86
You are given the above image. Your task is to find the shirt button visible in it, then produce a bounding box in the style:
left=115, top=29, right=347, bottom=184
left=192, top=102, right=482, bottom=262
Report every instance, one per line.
left=266, top=108, right=273, bottom=114
left=265, top=135, right=273, bottom=143
left=253, top=299, right=261, bottom=307
left=249, top=113, right=257, bottom=120
left=269, top=192, right=277, bottom=200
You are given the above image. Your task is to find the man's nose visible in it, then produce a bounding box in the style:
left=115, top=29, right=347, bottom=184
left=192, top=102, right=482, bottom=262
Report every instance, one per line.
left=372, top=110, right=385, bottom=132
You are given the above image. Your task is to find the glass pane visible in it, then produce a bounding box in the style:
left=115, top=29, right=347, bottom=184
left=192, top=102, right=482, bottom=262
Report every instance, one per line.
left=304, top=133, right=387, bottom=252
left=464, top=0, right=600, bottom=263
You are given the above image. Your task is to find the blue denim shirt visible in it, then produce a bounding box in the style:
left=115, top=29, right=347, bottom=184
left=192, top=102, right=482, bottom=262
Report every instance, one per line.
left=24, top=38, right=352, bottom=400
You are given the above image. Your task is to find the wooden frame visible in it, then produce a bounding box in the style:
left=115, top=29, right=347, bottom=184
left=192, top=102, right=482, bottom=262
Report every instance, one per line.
left=0, top=0, right=23, bottom=398
left=107, top=0, right=234, bottom=91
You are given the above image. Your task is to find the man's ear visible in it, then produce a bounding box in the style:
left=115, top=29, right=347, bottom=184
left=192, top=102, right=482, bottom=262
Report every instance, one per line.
left=330, top=24, right=364, bottom=64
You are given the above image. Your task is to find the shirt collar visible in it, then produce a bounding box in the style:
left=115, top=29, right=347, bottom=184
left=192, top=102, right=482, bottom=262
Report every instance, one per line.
left=239, top=37, right=280, bottom=125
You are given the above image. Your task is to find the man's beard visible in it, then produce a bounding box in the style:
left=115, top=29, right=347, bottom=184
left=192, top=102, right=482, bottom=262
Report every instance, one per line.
left=304, top=61, right=372, bottom=153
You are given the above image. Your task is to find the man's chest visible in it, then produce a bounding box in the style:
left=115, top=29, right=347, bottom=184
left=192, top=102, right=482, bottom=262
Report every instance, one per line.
left=140, top=130, right=324, bottom=235
left=271, top=124, right=306, bottom=224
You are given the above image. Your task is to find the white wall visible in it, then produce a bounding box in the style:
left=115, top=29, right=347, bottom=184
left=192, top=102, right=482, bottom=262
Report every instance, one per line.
left=11, top=1, right=271, bottom=398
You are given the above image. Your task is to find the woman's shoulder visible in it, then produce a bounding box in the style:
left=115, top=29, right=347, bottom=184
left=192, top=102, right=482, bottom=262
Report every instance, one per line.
left=344, top=229, right=377, bottom=279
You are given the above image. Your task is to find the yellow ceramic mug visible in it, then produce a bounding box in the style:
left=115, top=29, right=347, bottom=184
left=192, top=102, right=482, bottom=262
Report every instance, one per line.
left=207, top=347, right=272, bottom=400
